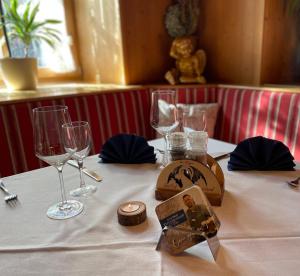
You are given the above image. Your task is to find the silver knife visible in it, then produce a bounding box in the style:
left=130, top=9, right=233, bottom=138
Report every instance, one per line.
left=67, top=160, right=103, bottom=182
left=156, top=150, right=231, bottom=161
left=212, top=152, right=231, bottom=161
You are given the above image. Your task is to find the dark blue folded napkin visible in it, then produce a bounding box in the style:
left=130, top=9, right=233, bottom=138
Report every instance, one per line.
left=228, top=136, right=295, bottom=171
left=99, top=134, right=156, bottom=164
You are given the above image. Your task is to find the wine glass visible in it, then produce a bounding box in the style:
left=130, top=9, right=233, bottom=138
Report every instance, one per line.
left=33, top=105, right=83, bottom=220
left=62, top=121, right=97, bottom=197
left=150, top=90, right=179, bottom=166
left=182, top=109, right=207, bottom=134
left=182, top=108, right=208, bottom=164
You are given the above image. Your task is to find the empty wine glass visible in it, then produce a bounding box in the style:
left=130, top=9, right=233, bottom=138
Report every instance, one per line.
left=62, top=121, right=97, bottom=197
left=182, top=109, right=207, bottom=134
left=33, top=105, right=83, bottom=220
left=150, top=90, right=179, bottom=166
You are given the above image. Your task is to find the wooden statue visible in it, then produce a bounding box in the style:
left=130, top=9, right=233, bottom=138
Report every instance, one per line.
left=165, top=36, right=206, bottom=85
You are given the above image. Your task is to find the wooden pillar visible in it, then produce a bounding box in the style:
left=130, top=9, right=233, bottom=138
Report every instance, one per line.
left=119, top=0, right=172, bottom=84
left=74, top=0, right=300, bottom=86
left=198, top=0, right=265, bottom=85
left=74, top=0, right=171, bottom=85
left=74, top=0, right=125, bottom=84
left=260, top=0, right=299, bottom=84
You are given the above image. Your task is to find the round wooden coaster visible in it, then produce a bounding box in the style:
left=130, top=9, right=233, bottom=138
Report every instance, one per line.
left=117, top=201, right=147, bottom=226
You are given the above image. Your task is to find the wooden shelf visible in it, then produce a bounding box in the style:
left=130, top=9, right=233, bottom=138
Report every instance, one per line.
left=0, top=83, right=140, bottom=104
left=1, top=82, right=299, bottom=105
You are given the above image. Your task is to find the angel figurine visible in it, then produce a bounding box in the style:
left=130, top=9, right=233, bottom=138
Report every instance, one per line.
left=165, top=36, right=206, bottom=85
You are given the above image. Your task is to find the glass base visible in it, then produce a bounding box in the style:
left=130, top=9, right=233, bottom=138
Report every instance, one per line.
left=47, top=200, right=83, bottom=220
left=70, top=185, right=97, bottom=197
left=157, top=150, right=169, bottom=168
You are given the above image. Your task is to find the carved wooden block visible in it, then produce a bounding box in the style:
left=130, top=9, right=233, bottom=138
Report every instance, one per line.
left=155, top=155, right=224, bottom=206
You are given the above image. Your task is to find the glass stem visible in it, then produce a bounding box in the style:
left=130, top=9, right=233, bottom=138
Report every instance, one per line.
left=162, top=134, right=168, bottom=166
left=57, top=166, right=67, bottom=206
left=78, top=159, right=86, bottom=188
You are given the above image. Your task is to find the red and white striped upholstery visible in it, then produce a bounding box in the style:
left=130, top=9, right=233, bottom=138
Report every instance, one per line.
left=0, top=89, right=154, bottom=177
left=175, top=86, right=300, bottom=161
left=215, top=87, right=299, bottom=155
left=0, top=85, right=299, bottom=177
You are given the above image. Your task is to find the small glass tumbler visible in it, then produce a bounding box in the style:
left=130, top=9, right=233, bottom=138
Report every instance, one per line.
left=187, top=131, right=208, bottom=165
left=169, top=132, right=187, bottom=161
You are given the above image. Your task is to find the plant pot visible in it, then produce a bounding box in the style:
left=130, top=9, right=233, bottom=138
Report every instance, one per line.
left=0, top=58, right=38, bottom=90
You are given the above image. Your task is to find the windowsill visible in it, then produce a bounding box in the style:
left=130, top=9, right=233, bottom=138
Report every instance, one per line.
left=0, top=82, right=143, bottom=104
left=0, top=82, right=218, bottom=104
left=1, top=82, right=299, bottom=104
left=220, top=83, right=300, bottom=93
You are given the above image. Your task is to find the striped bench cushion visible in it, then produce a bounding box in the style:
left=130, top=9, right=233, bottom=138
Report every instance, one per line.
left=0, top=89, right=154, bottom=177
left=175, top=87, right=300, bottom=161
left=0, top=85, right=299, bottom=177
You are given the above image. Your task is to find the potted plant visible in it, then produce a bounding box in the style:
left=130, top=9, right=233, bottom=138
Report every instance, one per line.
left=0, top=0, right=61, bottom=90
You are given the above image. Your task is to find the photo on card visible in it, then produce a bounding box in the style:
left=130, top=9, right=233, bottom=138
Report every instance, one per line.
left=155, top=186, right=220, bottom=254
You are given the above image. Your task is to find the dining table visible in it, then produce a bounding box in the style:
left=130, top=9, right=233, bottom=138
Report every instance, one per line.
left=0, top=138, right=300, bottom=276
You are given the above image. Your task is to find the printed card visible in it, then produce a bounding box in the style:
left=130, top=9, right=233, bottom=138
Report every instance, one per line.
left=155, top=186, right=220, bottom=254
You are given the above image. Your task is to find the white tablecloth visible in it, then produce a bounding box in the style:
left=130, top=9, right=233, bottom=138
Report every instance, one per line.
left=0, top=139, right=299, bottom=276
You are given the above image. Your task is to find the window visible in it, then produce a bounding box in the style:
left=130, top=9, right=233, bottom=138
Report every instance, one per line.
left=0, top=0, right=81, bottom=81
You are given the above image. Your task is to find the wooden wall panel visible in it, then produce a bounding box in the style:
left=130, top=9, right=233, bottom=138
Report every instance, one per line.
left=73, top=0, right=299, bottom=86
left=119, top=0, right=172, bottom=84
left=260, top=0, right=299, bottom=85
left=74, top=0, right=125, bottom=84
left=198, top=0, right=265, bottom=85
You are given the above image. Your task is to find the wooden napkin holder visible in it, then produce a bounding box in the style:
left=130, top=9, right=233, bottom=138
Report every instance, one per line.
left=155, top=154, right=224, bottom=206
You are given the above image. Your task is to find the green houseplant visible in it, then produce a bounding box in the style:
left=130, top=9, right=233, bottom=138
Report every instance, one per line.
left=0, top=0, right=61, bottom=90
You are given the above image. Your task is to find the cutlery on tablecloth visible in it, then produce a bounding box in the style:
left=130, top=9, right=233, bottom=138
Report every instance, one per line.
left=287, top=177, right=300, bottom=188
left=0, top=180, right=18, bottom=203
left=213, top=152, right=231, bottom=161
left=155, top=148, right=165, bottom=154
left=67, top=160, right=103, bottom=182
left=155, top=149, right=231, bottom=161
